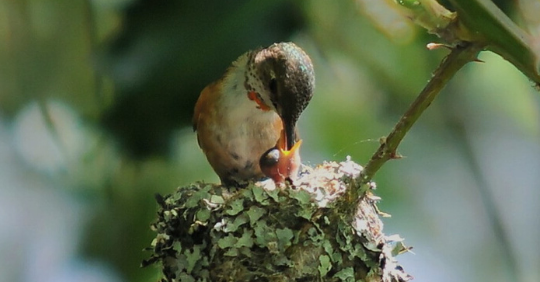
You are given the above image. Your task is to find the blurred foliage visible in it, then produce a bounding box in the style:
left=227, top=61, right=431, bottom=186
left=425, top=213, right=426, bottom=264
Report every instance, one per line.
left=1, top=0, right=539, bottom=282
left=97, top=0, right=305, bottom=158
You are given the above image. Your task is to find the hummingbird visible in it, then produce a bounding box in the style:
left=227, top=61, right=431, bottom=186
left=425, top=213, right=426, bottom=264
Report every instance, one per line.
left=192, top=42, right=315, bottom=186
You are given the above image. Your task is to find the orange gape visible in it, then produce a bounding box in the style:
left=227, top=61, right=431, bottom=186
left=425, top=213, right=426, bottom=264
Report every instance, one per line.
left=259, top=130, right=303, bottom=184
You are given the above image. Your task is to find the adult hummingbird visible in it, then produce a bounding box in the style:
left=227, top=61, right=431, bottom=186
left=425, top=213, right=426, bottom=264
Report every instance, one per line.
left=192, top=42, right=315, bottom=186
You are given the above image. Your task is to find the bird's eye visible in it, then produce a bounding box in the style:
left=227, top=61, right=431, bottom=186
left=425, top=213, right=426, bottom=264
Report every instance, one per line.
left=268, top=78, right=277, bottom=95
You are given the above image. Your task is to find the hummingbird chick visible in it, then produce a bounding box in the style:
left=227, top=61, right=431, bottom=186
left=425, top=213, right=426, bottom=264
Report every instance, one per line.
left=193, top=42, right=315, bottom=186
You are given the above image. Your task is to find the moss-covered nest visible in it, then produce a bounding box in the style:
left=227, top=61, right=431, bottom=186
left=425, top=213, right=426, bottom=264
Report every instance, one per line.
left=143, top=158, right=412, bottom=281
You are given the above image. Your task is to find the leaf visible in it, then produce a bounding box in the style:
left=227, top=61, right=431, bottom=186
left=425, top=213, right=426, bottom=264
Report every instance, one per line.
left=175, top=253, right=188, bottom=272
left=318, top=255, right=332, bottom=277
left=224, top=248, right=239, bottom=257
left=235, top=230, right=254, bottom=248
left=224, top=214, right=249, bottom=232
left=253, top=220, right=276, bottom=247
left=322, top=240, right=335, bottom=262
left=185, top=245, right=201, bottom=273
left=247, top=206, right=266, bottom=226
left=177, top=273, right=196, bottom=282
left=296, top=208, right=314, bottom=220
left=333, top=267, right=355, bottom=280
left=265, top=187, right=280, bottom=202
left=290, top=189, right=312, bottom=205
left=275, top=228, right=294, bottom=250
left=209, top=195, right=225, bottom=205
left=185, top=190, right=209, bottom=208
left=225, top=198, right=244, bottom=215
left=196, top=209, right=211, bottom=222
left=252, top=185, right=268, bottom=203
left=217, top=234, right=237, bottom=249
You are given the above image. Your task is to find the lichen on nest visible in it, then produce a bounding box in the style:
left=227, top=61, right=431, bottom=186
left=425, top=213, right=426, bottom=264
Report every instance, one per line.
left=143, top=158, right=412, bottom=282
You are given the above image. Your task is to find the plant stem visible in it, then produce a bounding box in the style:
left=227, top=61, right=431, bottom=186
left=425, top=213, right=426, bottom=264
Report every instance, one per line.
left=448, top=0, right=540, bottom=85
left=359, top=43, right=483, bottom=185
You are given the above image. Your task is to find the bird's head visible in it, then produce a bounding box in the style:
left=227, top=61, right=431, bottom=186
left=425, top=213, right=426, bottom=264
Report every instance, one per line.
left=246, top=42, right=314, bottom=183
left=246, top=42, right=315, bottom=151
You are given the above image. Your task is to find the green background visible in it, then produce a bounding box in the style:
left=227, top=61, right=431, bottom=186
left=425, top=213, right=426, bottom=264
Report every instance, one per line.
left=1, top=0, right=538, bottom=281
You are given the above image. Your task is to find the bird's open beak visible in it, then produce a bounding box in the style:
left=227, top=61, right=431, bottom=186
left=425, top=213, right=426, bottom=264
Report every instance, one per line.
left=277, top=126, right=301, bottom=159
left=259, top=129, right=302, bottom=184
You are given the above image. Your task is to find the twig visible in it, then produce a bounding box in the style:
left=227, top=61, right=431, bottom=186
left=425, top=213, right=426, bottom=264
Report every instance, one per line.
left=448, top=0, right=540, bottom=85
left=358, top=43, right=483, bottom=187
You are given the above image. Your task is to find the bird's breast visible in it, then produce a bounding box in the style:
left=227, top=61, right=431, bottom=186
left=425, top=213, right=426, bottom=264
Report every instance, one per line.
left=217, top=108, right=281, bottom=165
left=197, top=89, right=282, bottom=182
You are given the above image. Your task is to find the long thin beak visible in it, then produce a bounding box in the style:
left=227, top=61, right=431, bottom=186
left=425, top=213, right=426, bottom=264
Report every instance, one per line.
left=283, top=119, right=296, bottom=151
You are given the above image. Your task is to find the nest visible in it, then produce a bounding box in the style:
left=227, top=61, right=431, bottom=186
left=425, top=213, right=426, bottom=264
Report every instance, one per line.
left=143, top=158, right=412, bottom=282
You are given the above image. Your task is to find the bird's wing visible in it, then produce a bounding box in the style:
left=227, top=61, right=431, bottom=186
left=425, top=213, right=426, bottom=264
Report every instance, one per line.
left=192, top=81, right=219, bottom=132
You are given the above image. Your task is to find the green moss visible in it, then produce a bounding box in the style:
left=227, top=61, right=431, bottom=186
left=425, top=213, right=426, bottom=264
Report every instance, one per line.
left=144, top=159, right=412, bottom=281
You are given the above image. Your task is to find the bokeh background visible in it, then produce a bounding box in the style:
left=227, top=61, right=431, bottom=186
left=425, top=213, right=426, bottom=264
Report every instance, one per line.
left=1, top=0, right=539, bottom=281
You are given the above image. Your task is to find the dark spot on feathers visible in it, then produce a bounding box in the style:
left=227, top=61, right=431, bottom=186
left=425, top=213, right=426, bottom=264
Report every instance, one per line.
left=243, top=161, right=254, bottom=170
left=230, top=152, right=240, bottom=160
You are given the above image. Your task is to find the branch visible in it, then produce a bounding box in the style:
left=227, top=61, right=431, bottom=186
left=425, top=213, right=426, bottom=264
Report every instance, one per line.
left=359, top=43, right=482, bottom=185
left=448, top=0, right=540, bottom=85
left=397, top=0, right=540, bottom=85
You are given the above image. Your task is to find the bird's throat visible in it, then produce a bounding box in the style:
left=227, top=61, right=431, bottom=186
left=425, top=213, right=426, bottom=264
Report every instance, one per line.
left=248, top=91, right=271, bottom=111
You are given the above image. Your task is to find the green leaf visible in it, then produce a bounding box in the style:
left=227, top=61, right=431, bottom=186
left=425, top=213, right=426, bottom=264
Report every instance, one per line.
left=209, top=195, right=225, bottom=205
left=224, top=248, right=239, bottom=257
left=318, top=255, right=332, bottom=277
left=252, top=186, right=268, bottom=203
left=173, top=241, right=182, bottom=253
left=254, top=220, right=276, bottom=246
left=224, top=214, right=249, bottom=232
left=225, top=198, right=244, bottom=215
left=322, top=240, right=334, bottom=261
left=241, top=188, right=253, bottom=198
left=265, top=188, right=280, bottom=202
left=185, top=190, right=209, bottom=208
left=196, top=208, right=211, bottom=222
left=185, top=245, right=201, bottom=273
left=247, top=206, right=266, bottom=226
left=177, top=273, right=196, bottom=282
left=333, top=267, right=355, bottom=280
left=175, top=253, right=188, bottom=272
left=235, top=230, right=254, bottom=248
left=217, top=234, right=237, bottom=249
left=290, top=189, right=312, bottom=205
left=275, top=228, right=294, bottom=250
left=274, top=254, right=291, bottom=266
left=296, top=207, right=314, bottom=220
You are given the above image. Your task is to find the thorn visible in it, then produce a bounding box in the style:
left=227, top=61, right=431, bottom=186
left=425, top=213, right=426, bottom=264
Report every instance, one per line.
left=390, top=152, right=404, bottom=159
left=426, top=42, right=451, bottom=50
